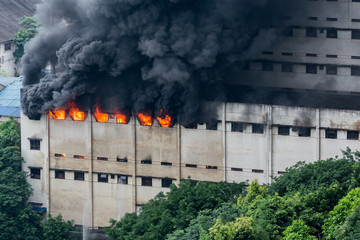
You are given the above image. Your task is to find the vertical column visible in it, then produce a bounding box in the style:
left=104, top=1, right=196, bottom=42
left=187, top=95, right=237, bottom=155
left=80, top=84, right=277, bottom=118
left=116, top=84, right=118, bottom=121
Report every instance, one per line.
left=266, top=106, right=273, bottom=184
left=222, top=102, right=227, bottom=182
left=132, top=117, right=137, bottom=212
left=46, top=114, right=51, bottom=214
left=176, top=124, right=181, bottom=185
left=316, top=109, right=321, bottom=160
left=88, top=110, right=94, bottom=228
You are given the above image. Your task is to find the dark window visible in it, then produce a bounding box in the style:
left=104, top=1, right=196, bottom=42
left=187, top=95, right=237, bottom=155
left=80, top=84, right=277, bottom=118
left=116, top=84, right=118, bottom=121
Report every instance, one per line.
left=262, top=61, right=273, bottom=71
left=206, top=165, right=218, bottom=169
left=282, top=52, right=293, bottom=56
left=352, top=56, right=360, bottom=59
left=306, top=27, right=317, bottom=37
left=74, top=172, right=84, bottom=181
left=319, top=65, right=324, bottom=70
left=326, top=65, right=337, bottom=75
left=352, top=30, right=360, bottom=39
left=326, top=18, right=337, bottom=21
left=326, top=54, right=337, bottom=58
left=141, top=160, right=152, bottom=164
left=262, top=51, right=273, bottom=55
left=74, top=155, right=84, bottom=159
left=54, top=153, right=65, bottom=158
left=206, top=122, right=217, bottom=130
left=347, top=131, right=359, bottom=140
left=30, top=168, right=41, bottom=179
left=118, top=175, right=128, bottom=184
left=55, top=170, right=65, bottom=179
left=326, top=29, right=337, bottom=38
left=111, top=174, right=115, bottom=179
left=352, top=19, right=360, bottom=22
left=30, top=139, right=40, bottom=150
left=184, top=123, right=197, bottom=129
left=298, top=127, right=311, bottom=137
left=325, top=129, right=337, bottom=139
left=162, top=178, right=172, bottom=188
left=283, top=27, right=293, bottom=37
left=252, top=124, right=264, bottom=134
left=117, top=157, right=128, bottom=162
left=141, top=177, right=152, bottom=186
left=4, top=42, right=11, bottom=51
left=308, top=17, right=317, bottom=20
left=185, top=164, right=197, bottom=168
left=231, top=122, right=243, bottom=132
left=351, top=66, right=360, bottom=76
left=98, top=173, right=108, bottom=183
left=97, top=157, right=108, bottom=161
left=278, top=126, right=290, bottom=135
left=161, top=162, right=172, bottom=166
left=231, top=168, right=243, bottom=172
left=252, top=169, right=264, bottom=173
left=282, top=63, right=293, bottom=72
left=306, top=53, right=317, bottom=57
left=306, top=64, right=317, bottom=74
left=278, top=171, right=286, bottom=175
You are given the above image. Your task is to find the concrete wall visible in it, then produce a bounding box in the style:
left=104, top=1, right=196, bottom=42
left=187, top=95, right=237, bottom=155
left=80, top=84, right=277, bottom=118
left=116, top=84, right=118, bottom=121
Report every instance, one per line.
left=21, top=102, right=360, bottom=227
left=0, top=42, right=18, bottom=77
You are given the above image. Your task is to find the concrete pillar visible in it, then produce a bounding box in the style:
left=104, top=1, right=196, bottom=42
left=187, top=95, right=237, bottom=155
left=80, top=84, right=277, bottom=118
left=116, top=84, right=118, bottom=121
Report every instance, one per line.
left=222, top=102, right=227, bottom=182
left=88, top=110, right=94, bottom=228
left=46, top=114, right=50, bottom=214
left=176, top=124, right=181, bottom=185
left=132, top=117, right=137, bottom=212
left=316, top=109, right=321, bottom=160
left=266, top=106, right=273, bottom=184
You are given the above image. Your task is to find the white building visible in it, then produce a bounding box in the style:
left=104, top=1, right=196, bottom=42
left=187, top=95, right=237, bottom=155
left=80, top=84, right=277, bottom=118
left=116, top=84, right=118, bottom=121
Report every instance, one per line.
left=21, top=0, right=360, bottom=229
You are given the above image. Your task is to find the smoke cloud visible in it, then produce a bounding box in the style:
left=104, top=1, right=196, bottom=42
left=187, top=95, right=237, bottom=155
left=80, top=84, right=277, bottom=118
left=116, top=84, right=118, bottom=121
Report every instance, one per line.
left=21, top=0, right=300, bottom=124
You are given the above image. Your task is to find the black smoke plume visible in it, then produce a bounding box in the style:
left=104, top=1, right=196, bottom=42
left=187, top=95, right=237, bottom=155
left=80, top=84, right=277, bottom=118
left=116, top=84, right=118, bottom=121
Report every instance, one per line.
left=21, top=0, right=301, bottom=124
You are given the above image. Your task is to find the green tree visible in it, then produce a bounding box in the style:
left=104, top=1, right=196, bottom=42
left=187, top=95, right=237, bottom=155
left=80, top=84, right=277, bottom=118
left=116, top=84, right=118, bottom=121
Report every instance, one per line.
left=13, top=16, right=39, bottom=63
left=41, top=214, right=75, bottom=240
left=282, top=219, right=316, bottom=240
left=336, top=206, right=360, bottom=240
left=105, top=180, right=246, bottom=240
left=209, top=216, right=258, bottom=240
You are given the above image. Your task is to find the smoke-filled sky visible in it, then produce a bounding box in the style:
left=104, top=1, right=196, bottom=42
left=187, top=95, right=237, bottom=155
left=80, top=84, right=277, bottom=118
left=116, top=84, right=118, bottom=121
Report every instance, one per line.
left=21, top=0, right=300, bottom=124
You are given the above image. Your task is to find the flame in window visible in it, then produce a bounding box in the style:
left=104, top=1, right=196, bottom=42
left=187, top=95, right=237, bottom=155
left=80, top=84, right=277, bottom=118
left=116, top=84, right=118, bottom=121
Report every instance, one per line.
left=69, top=101, right=85, bottom=121
left=116, top=112, right=129, bottom=124
left=137, top=112, right=153, bottom=126
left=94, top=105, right=108, bottom=123
left=156, top=109, right=174, bottom=128
left=49, top=110, right=66, bottom=120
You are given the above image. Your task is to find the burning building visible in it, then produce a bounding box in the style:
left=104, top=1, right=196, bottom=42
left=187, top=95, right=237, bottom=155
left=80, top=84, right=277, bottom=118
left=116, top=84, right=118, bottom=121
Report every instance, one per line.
left=21, top=0, right=360, bottom=228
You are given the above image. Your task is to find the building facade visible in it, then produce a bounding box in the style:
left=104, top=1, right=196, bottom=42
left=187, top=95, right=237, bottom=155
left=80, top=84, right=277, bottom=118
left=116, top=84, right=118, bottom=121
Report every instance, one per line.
left=21, top=0, right=360, bottom=228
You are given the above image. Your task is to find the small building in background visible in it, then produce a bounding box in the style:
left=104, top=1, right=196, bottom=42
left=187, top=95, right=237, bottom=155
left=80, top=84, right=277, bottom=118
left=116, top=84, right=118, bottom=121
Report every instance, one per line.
left=0, top=76, right=21, bottom=122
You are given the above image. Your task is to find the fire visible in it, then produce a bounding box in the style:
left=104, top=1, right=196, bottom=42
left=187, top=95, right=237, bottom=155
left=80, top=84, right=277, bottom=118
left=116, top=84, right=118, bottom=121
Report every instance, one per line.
left=94, top=105, right=109, bottom=123
left=68, top=101, right=86, bottom=121
left=156, top=110, right=174, bottom=128
left=49, top=110, right=66, bottom=120
left=137, top=112, right=153, bottom=126
left=116, top=113, right=129, bottom=124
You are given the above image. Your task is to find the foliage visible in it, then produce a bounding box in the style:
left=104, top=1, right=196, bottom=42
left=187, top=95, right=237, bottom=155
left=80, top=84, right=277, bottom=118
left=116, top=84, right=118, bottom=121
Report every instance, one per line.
left=282, top=220, right=316, bottom=240
left=13, top=16, right=39, bottom=63
left=322, top=187, right=360, bottom=240
left=41, top=214, right=75, bottom=240
left=336, top=206, right=360, bottom=240
left=105, top=180, right=246, bottom=240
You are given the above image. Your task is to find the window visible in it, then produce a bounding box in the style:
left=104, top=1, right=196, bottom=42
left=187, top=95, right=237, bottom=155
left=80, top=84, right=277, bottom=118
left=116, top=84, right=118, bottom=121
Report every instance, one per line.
left=98, top=173, right=108, bottom=183
left=352, top=56, right=360, bottom=59
left=326, top=18, right=337, bottom=21
left=262, top=51, right=273, bottom=55
left=352, top=19, right=360, bottom=22
left=326, top=55, right=337, bottom=58
left=282, top=63, right=293, bottom=72
left=161, top=162, right=172, bottom=166
left=306, top=64, right=317, bottom=74
left=55, top=170, right=65, bottom=179
left=352, top=30, right=360, bottom=39
left=283, top=27, right=293, bottom=37
left=30, top=139, right=40, bottom=150
left=278, top=126, right=290, bottom=135
left=111, top=174, right=115, bottom=179
left=206, top=122, right=217, bottom=130
left=252, top=124, right=264, bottom=134
left=278, top=171, right=286, bottom=175
left=74, top=172, right=84, bottom=181
left=118, top=175, right=128, bottom=184
left=206, top=165, right=218, bottom=169
left=282, top=52, right=293, bottom=56
left=325, top=129, right=337, bottom=139
left=185, top=164, right=197, bottom=168
left=162, top=178, right=172, bottom=188
left=306, top=53, right=317, bottom=57
left=252, top=169, right=264, bottom=173
left=30, top=168, right=41, bottom=179
left=298, top=127, right=311, bottom=137
left=326, top=29, right=337, bottom=38
left=141, top=160, right=152, bottom=164
left=54, top=153, right=65, bottom=158
left=326, top=65, right=337, bottom=75
left=97, top=157, right=108, bottom=161
left=184, top=123, right=197, bottom=129
left=231, top=168, right=243, bottom=172
left=347, top=131, right=359, bottom=140
left=231, top=122, right=243, bottom=132
left=351, top=66, right=360, bottom=76
left=74, top=155, right=84, bottom=159
left=262, top=61, right=273, bottom=71
left=306, top=27, right=317, bottom=37
left=4, top=42, right=11, bottom=51
left=141, top=177, right=152, bottom=186
left=308, top=17, right=317, bottom=20
left=117, top=157, right=128, bottom=162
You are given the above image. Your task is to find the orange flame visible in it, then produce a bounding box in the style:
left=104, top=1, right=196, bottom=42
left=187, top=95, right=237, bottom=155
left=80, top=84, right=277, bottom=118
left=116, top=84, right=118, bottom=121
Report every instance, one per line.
left=49, top=110, right=66, bottom=120
left=69, top=101, right=85, bottom=121
left=94, top=105, right=109, bottom=123
left=137, top=112, right=153, bottom=126
left=156, top=110, right=174, bottom=128
left=116, top=112, right=129, bottom=124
